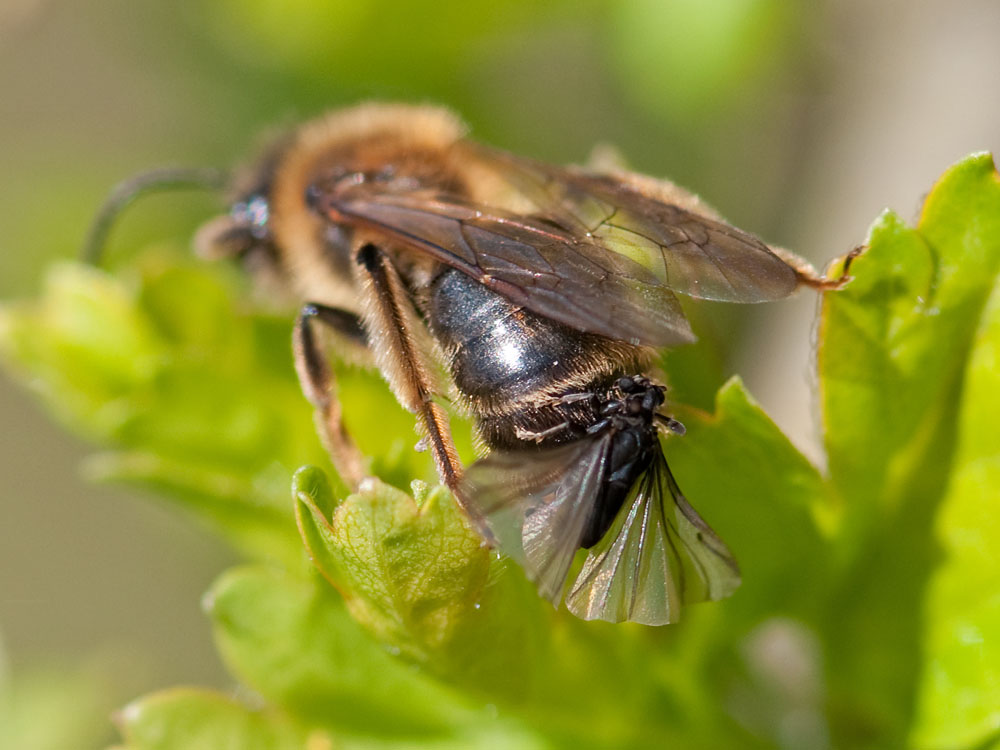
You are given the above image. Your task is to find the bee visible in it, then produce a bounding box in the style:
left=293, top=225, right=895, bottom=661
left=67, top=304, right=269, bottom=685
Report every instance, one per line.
left=87, top=103, right=854, bottom=625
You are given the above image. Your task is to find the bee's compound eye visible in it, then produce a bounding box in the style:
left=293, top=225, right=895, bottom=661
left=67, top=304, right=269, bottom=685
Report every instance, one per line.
left=234, top=195, right=270, bottom=237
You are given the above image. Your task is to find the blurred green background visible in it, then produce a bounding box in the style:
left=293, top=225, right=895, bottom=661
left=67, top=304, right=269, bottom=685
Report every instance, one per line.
left=1, top=0, right=998, bottom=745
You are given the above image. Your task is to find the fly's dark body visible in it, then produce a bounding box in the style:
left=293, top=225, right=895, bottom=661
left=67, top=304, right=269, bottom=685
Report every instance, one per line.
left=580, top=377, right=666, bottom=549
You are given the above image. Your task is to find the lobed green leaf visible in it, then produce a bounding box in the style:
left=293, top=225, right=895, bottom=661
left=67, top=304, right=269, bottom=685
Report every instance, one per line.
left=911, top=283, right=1000, bottom=748
left=0, top=257, right=314, bottom=561
left=292, top=469, right=552, bottom=704
left=819, top=153, right=1000, bottom=748
left=669, top=377, right=833, bottom=628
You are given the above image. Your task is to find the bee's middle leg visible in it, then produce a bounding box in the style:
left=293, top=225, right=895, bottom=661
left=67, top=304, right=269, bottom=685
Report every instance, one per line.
left=293, top=303, right=368, bottom=490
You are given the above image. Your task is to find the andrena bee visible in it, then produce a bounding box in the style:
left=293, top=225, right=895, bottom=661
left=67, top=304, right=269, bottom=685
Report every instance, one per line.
left=87, top=103, right=853, bottom=625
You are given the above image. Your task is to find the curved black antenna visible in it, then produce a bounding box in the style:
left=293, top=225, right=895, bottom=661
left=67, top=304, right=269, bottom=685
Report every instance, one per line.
left=82, top=166, right=229, bottom=266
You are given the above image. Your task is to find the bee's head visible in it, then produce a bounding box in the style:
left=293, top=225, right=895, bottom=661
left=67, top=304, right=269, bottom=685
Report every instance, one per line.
left=83, top=130, right=294, bottom=271
left=190, top=129, right=304, bottom=271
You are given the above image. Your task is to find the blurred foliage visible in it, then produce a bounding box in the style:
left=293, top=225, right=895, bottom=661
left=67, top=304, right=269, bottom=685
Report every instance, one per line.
left=0, top=642, right=126, bottom=750
left=2, top=144, right=999, bottom=748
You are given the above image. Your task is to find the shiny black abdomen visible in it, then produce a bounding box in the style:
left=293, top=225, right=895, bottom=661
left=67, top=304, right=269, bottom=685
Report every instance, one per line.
left=428, top=268, right=662, bottom=547
left=427, top=268, right=604, bottom=408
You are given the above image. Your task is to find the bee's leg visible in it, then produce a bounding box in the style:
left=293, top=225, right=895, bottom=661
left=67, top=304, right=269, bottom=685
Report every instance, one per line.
left=293, top=303, right=367, bottom=490
left=354, top=244, right=464, bottom=495
left=514, top=422, right=572, bottom=443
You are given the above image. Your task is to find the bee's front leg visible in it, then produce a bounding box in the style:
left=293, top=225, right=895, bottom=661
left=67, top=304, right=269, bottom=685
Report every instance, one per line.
left=293, top=303, right=368, bottom=490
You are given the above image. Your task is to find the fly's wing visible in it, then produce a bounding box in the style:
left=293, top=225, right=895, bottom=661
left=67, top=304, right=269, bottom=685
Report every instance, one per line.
left=460, top=437, right=611, bottom=604
left=460, top=143, right=801, bottom=304
left=322, top=189, right=693, bottom=347
left=565, top=450, right=740, bottom=625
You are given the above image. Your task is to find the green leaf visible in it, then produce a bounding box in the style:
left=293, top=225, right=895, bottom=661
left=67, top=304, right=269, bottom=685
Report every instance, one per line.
left=0, top=255, right=328, bottom=562
left=293, top=470, right=490, bottom=652
left=0, top=262, right=165, bottom=436
left=911, top=283, right=1000, bottom=748
left=205, top=564, right=478, bottom=736
left=115, top=688, right=316, bottom=750
left=818, top=154, right=1000, bottom=747
left=669, top=378, right=832, bottom=628
left=292, top=469, right=552, bottom=703
left=821, top=153, right=1000, bottom=528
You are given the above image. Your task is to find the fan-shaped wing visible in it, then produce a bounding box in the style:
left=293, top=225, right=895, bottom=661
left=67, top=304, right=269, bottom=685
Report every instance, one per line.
left=565, top=451, right=740, bottom=625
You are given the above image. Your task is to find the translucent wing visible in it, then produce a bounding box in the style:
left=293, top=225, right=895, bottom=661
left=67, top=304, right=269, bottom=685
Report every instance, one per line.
left=460, top=437, right=611, bottom=604
left=322, top=189, right=693, bottom=347
left=316, top=139, right=800, bottom=344
left=459, top=143, right=801, bottom=304
left=565, top=450, right=740, bottom=625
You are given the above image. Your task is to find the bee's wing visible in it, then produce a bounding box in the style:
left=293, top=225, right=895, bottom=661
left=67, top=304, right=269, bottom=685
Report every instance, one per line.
left=324, top=189, right=693, bottom=347
left=321, top=139, right=800, bottom=345
left=460, top=437, right=611, bottom=604
left=461, top=143, right=801, bottom=304
left=565, top=450, right=740, bottom=625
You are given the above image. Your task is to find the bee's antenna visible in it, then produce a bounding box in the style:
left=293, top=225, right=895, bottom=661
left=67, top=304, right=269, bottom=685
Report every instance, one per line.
left=82, top=166, right=229, bottom=266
